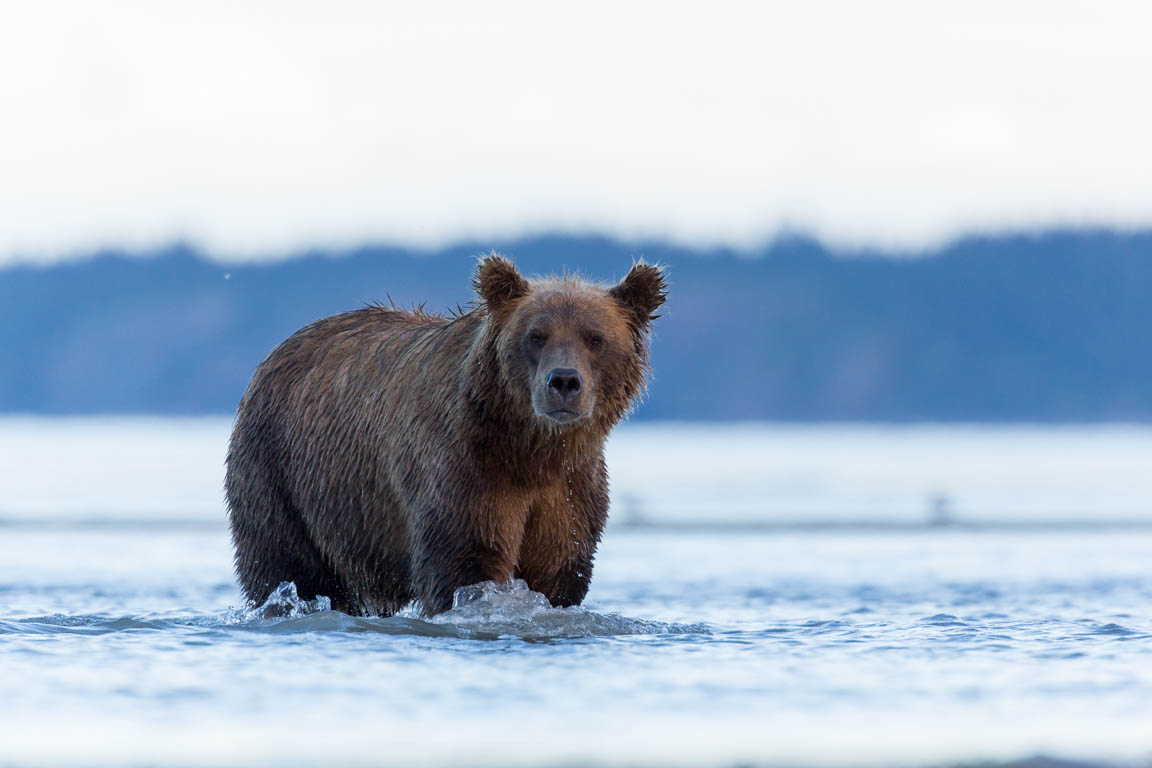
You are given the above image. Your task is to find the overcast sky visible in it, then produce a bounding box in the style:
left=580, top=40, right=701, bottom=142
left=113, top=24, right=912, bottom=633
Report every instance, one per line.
left=2, top=1, right=1150, bottom=264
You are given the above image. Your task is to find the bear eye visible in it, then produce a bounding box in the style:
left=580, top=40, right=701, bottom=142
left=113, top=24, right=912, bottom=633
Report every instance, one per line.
left=528, top=332, right=546, bottom=346
left=588, top=335, right=604, bottom=350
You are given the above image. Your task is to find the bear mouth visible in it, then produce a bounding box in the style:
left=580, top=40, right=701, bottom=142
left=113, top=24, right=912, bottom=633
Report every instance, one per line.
left=546, top=409, right=581, bottom=423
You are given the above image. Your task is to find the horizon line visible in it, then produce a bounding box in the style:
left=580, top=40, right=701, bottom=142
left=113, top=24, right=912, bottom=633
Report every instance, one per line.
left=4, top=224, right=1150, bottom=271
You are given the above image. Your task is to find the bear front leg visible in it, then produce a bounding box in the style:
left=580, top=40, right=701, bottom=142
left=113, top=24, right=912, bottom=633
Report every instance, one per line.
left=412, top=505, right=526, bottom=616
left=519, top=471, right=609, bottom=608
left=531, top=550, right=596, bottom=608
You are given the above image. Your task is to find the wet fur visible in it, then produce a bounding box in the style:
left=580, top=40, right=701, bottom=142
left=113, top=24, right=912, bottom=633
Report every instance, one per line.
left=226, top=255, right=666, bottom=616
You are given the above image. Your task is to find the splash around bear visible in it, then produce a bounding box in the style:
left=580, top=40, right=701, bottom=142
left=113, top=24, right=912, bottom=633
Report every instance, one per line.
left=225, top=255, right=667, bottom=616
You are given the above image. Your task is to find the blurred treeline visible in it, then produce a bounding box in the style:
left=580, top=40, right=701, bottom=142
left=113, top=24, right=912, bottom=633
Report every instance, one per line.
left=1, top=230, right=1149, bottom=421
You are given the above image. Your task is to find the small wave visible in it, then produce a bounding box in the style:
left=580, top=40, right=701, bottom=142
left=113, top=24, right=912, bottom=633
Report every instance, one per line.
left=244, top=581, right=332, bottom=619
left=1, top=581, right=709, bottom=640
left=429, top=579, right=709, bottom=639
left=919, top=613, right=967, bottom=626
left=234, top=579, right=709, bottom=640
left=0, top=614, right=176, bottom=635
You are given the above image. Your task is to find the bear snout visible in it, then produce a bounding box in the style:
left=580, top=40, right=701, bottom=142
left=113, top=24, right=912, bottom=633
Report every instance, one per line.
left=539, top=367, right=587, bottom=422
left=547, top=368, right=582, bottom=399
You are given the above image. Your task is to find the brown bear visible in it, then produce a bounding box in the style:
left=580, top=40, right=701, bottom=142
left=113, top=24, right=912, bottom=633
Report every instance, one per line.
left=225, top=254, right=667, bottom=616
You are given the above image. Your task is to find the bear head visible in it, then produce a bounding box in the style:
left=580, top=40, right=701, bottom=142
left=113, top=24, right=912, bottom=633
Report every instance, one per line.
left=474, top=254, right=667, bottom=430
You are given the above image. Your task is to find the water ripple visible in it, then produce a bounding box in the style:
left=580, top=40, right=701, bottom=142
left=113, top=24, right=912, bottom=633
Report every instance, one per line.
left=0, top=580, right=711, bottom=641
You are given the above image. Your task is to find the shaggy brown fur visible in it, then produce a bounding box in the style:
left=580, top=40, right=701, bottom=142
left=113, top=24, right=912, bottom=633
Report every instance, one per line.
left=225, top=255, right=667, bottom=616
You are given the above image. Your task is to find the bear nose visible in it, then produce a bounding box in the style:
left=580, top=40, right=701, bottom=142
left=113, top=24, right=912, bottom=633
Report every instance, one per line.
left=547, top=368, right=582, bottom=399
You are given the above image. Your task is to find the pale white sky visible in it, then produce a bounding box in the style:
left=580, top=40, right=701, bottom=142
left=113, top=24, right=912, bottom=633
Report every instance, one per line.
left=2, top=1, right=1150, bottom=264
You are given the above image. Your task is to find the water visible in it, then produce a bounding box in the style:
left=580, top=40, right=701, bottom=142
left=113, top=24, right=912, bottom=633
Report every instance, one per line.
left=2, top=420, right=1152, bottom=767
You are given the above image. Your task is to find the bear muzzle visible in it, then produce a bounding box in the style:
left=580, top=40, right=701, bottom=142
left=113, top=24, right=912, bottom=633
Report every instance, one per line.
left=538, top=367, right=589, bottom=424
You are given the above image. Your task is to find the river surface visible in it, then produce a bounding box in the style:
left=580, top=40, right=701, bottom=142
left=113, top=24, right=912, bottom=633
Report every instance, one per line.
left=1, top=419, right=1151, bottom=767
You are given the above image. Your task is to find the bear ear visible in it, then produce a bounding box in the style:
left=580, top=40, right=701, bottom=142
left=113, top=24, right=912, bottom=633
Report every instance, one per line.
left=609, top=262, right=667, bottom=326
left=474, top=253, right=530, bottom=311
